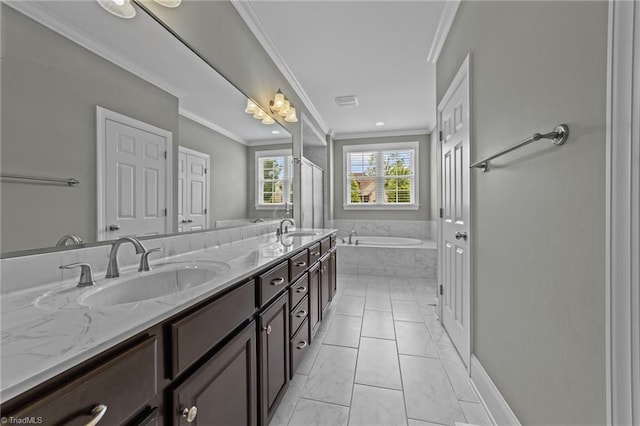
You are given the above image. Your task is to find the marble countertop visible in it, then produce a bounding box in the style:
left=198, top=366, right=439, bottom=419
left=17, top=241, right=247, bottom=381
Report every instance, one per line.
left=1, top=229, right=336, bottom=402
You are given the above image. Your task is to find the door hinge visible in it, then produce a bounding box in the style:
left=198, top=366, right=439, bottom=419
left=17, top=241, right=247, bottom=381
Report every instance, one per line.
left=164, top=151, right=167, bottom=159
left=204, top=168, right=208, bottom=174
left=439, top=208, right=444, bottom=218
left=439, top=285, right=443, bottom=296
left=163, top=208, right=168, bottom=217
left=439, top=131, right=443, bottom=142
left=204, top=208, right=207, bottom=214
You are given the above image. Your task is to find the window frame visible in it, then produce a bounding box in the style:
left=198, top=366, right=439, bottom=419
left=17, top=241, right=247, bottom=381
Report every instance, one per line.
left=343, top=141, right=420, bottom=210
left=255, top=149, right=293, bottom=209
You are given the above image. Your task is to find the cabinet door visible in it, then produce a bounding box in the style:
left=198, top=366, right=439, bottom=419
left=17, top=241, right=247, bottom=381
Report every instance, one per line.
left=308, top=264, right=321, bottom=340
left=330, top=249, right=337, bottom=299
left=258, top=292, right=289, bottom=425
left=171, top=322, right=257, bottom=426
left=320, top=255, right=331, bottom=317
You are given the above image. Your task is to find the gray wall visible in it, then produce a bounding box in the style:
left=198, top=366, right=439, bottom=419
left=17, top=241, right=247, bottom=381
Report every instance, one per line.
left=436, top=1, right=607, bottom=424
left=333, top=134, right=431, bottom=221
left=178, top=116, right=248, bottom=225
left=1, top=5, right=179, bottom=252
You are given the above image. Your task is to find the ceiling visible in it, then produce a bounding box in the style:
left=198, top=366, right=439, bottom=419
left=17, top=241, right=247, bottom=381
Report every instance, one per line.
left=242, top=0, right=451, bottom=139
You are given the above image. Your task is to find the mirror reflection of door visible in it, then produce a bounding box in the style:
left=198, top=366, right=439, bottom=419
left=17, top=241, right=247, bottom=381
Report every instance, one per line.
left=98, top=107, right=173, bottom=241
left=178, top=147, right=210, bottom=232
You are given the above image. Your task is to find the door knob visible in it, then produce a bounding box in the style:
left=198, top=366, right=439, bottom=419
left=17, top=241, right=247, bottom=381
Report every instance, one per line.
left=187, top=219, right=194, bottom=223
left=181, top=219, right=188, bottom=223
left=181, top=406, right=197, bottom=423
left=108, top=224, right=120, bottom=231
left=455, top=232, right=468, bottom=241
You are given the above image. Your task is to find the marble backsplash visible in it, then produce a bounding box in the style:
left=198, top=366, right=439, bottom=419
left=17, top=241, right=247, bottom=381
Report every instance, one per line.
left=328, top=219, right=436, bottom=240
left=0, top=222, right=281, bottom=295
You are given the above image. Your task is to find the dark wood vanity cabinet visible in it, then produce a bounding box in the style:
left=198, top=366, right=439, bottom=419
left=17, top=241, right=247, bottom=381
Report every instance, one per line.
left=257, top=292, right=289, bottom=425
left=2, top=234, right=338, bottom=426
left=171, top=321, right=257, bottom=426
left=330, top=248, right=337, bottom=299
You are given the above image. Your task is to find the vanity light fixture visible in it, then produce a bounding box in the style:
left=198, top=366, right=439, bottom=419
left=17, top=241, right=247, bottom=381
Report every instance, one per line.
left=244, top=99, right=275, bottom=125
left=96, top=0, right=136, bottom=18
left=270, top=89, right=298, bottom=123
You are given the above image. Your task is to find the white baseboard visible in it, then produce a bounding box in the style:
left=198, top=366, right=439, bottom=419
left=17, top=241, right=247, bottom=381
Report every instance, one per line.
left=469, top=355, right=521, bottom=426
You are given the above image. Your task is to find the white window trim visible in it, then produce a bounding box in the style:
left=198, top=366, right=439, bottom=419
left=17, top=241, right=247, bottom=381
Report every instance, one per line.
left=343, top=141, right=420, bottom=210
left=255, top=149, right=293, bottom=210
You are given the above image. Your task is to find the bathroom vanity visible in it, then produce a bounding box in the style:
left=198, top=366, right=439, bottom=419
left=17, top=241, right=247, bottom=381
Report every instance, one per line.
left=0, top=230, right=337, bottom=426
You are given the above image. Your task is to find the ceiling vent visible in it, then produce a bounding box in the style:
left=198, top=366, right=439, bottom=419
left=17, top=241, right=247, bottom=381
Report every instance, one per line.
left=335, top=95, right=359, bottom=107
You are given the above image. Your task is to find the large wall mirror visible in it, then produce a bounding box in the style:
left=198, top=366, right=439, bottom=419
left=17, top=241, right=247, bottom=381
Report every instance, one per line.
left=1, top=0, right=294, bottom=257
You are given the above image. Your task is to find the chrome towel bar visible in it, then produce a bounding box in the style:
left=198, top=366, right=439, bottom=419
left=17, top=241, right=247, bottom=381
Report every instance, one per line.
left=1, top=173, right=80, bottom=186
left=470, top=124, right=569, bottom=172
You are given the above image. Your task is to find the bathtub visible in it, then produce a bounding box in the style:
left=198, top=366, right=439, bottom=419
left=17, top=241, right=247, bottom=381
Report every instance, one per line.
left=351, top=236, right=423, bottom=246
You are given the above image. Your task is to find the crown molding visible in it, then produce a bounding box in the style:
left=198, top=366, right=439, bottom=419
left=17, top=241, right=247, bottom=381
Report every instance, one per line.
left=230, top=0, right=330, bottom=135
left=427, top=0, right=461, bottom=64
left=4, top=0, right=183, bottom=99
left=179, top=109, right=248, bottom=145
left=334, top=128, right=430, bottom=141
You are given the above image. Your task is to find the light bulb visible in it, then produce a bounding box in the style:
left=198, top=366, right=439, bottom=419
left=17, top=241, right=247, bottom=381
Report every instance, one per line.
left=273, top=90, right=285, bottom=110
left=278, top=99, right=291, bottom=117
left=96, top=0, right=136, bottom=18
left=113, top=0, right=125, bottom=5
left=244, top=99, right=257, bottom=114
left=285, top=105, right=298, bottom=123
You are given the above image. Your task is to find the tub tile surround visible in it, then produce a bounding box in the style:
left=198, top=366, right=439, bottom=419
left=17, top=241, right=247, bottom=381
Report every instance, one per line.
left=328, top=219, right=435, bottom=240
left=0, top=223, right=336, bottom=402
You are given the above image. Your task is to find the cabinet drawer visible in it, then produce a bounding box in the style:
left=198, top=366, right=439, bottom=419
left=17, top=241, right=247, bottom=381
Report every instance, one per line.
left=290, top=319, right=310, bottom=378
left=7, top=337, right=157, bottom=426
left=258, top=260, right=289, bottom=307
left=308, top=243, right=321, bottom=265
left=171, top=281, right=255, bottom=377
left=320, top=237, right=331, bottom=256
left=290, top=295, right=309, bottom=338
left=289, top=273, right=308, bottom=309
left=289, top=250, right=309, bottom=282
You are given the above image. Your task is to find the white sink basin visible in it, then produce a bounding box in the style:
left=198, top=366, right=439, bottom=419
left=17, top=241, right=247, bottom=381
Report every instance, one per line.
left=285, top=231, right=319, bottom=237
left=79, top=263, right=228, bottom=307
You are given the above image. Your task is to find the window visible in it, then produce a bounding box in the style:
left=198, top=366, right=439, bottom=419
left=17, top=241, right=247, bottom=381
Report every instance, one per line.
left=256, top=149, right=293, bottom=208
left=344, top=142, right=418, bottom=209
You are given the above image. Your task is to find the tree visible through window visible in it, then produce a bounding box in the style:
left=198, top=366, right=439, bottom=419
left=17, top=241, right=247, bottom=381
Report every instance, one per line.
left=345, top=142, right=417, bottom=207
left=257, top=151, right=293, bottom=207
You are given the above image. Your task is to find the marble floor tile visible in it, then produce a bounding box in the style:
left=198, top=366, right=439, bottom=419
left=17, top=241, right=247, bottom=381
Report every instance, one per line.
left=348, top=384, right=407, bottom=426
left=365, top=293, right=392, bottom=311
left=336, top=295, right=366, bottom=317
left=296, top=339, right=323, bottom=375
left=395, top=321, right=439, bottom=358
left=361, top=310, right=396, bottom=340
left=270, top=374, right=308, bottom=426
left=392, top=300, right=424, bottom=322
left=437, top=346, right=478, bottom=403
left=288, top=398, right=350, bottom=426
left=399, top=355, right=466, bottom=425
left=302, top=344, right=358, bottom=406
left=355, top=337, right=402, bottom=390
left=343, top=283, right=367, bottom=297
left=323, top=314, right=362, bottom=348
left=459, top=401, right=492, bottom=426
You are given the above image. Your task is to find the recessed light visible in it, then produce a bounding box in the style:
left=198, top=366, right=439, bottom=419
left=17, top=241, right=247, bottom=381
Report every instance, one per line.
left=375, top=122, right=385, bottom=127
left=272, top=130, right=280, bottom=134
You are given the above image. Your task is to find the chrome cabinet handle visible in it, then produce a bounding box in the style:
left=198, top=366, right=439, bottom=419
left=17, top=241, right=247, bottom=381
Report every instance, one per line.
left=84, top=404, right=107, bottom=426
left=455, top=232, right=468, bottom=241
left=311, top=251, right=320, bottom=256
left=108, top=224, right=120, bottom=231
left=296, top=341, right=308, bottom=350
left=270, top=277, right=285, bottom=286
left=294, top=261, right=307, bottom=267
left=181, top=406, right=198, bottom=423
left=262, top=325, right=272, bottom=334
left=295, top=286, right=307, bottom=293
left=296, top=310, right=307, bottom=318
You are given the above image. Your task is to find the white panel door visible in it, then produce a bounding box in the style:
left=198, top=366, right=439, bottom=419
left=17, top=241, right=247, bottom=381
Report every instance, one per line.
left=105, top=119, right=167, bottom=238
left=439, top=56, right=471, bottom=367
left=178, top=147, right=209, bottom=232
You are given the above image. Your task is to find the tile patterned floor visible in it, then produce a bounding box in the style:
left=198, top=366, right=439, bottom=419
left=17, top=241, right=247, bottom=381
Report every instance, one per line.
left=270, top=274, right=493, bottom=426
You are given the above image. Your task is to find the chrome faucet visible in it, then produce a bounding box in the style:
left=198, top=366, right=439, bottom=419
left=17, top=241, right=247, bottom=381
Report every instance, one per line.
left=56, top=234, right=83, bottom=246
left=105, top=236, right=147, bottom=278
left=277, top=219, right=295, bottom=236
left=348, top=230, right=358, bottom=245
left=59, top=262, right=96, bottom=287
left=253, top=218, right=265, bottom=223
